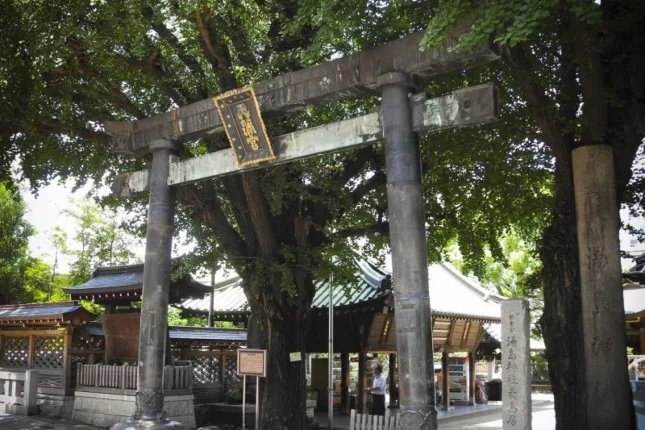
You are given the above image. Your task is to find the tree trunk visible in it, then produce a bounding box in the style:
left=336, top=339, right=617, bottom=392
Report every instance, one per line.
left=539, top=155, right=587, bottom=430
left=244, top=264, right=314, bottom=430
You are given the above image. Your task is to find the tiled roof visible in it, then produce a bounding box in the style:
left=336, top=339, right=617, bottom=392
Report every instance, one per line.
left=179, top=259, right=390, bottom=314
left=65, top=270, right=143, bottom=293
left=169, top=326, right=247, bottom=343
left=180, top=259, right=503, bottom=322
left=0, top=302, right=94, bottom=324
left=84, top=321, right=246, bottom=343
left=428, top=262, right=503, bottom=321
left=64, top=263, right=211, bottom=299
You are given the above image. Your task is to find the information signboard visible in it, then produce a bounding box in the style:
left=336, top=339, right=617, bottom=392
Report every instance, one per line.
left=237, top=348, right=267, bottom=377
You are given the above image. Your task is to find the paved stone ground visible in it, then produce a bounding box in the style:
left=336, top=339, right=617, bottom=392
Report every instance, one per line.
left=0, top=394, right=555, bottom=430
left=439, top=394, right=554, bottom=430
left=0, top=412, right=102, bottom=430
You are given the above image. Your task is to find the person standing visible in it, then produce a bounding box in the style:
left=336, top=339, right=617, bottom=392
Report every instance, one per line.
left=365, top=363, right=386, bottom=415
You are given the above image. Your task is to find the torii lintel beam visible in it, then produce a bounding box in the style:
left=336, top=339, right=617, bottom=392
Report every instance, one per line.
left=112, top=83, right=498, bottom=197
left=105, top=23, right=498, bottom=156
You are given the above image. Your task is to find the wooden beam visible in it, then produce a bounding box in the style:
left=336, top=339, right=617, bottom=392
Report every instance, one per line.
left=105, top=24, right=498, bottom=155
left=113, top=84, right=498, bottom=197
left=63, top=330, right=73, bottom=395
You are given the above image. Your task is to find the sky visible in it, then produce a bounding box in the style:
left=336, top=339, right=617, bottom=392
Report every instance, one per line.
left=19, top=178, right=145, bottom=273
left=18, top=178, right=226, bottom=284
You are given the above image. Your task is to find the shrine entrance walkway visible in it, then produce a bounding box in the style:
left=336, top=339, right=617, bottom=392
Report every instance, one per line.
left=315, top=393, right=554, bottom=430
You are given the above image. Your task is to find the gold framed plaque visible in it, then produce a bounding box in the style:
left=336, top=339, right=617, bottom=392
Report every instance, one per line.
left=213, top=87, right=276, bottom=167
left=237, top=348, right=267, bottom=377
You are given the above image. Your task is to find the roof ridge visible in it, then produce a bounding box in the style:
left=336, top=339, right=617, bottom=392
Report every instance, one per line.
left=0, top=301, right=79, bottom=310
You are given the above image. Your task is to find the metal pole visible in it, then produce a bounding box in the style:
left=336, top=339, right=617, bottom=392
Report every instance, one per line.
left=255, top=376, right=260, bottom=430
left=208, top=271, right=215, bottom=328
left=378, top=72, right=437, bottom=429
left=113, top=138, right=181, bottom=430
left=242, top=374, right=247, bottom=430
left=328, top=271, right=334, bottom=429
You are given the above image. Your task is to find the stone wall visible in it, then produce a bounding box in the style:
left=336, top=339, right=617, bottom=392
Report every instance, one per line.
left=37, top=394, right=75, bottom=418
left=72, top=391, right=196, bottom=429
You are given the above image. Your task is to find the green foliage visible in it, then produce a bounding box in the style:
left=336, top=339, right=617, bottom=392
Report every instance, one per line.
left=167, top=307, right=208, bottom=327
left=421, top=0, right=602, bottom=50
left=0, top=181, right=42, bottom=304
left=61, top=200, right=140, bottom=285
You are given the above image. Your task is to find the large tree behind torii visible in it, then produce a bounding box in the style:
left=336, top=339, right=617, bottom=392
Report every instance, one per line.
left=2, top=1, right=551, bottom=428
left=418, top=1, right=645, bottom=428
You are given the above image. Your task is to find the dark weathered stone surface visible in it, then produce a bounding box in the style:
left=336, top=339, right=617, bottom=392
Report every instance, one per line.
left=112, top=84, right=498, bottom=197
left=380, top=72, right=437, bottom=429
left=105, top=20, right=498, bottom=155
left=572, top=145, right=631, bottom=430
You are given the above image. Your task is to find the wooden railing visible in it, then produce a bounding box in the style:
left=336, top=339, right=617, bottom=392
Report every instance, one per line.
left=0, top=370, right=38, bottom=415
left=76, top=364, right=192, bottom=394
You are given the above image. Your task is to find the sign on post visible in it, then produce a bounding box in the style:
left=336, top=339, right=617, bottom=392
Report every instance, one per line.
left=237, top=348, right=267, bottom=429
left=213, top=87, right=275, bottom=167
left=237, top=348, right=267, bottom=377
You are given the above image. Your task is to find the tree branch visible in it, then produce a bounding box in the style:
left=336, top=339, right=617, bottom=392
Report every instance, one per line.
left=35, top=118, right=110, bottom=143
left=142, top=6, right=209, bottom=100
left=502, top=44, right=571, bottom=159
left=349, top=171, right=386, bottom=206
left=194, top=9, right=230, bottom=71
left=241, top=171, right=280, bottom=258
left=180, top=186, right=246, bottom=260
left=333, top=222, right=390, bottom=240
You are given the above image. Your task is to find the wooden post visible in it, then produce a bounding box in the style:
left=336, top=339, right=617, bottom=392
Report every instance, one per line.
left=27, top=335, right=35, bottom=369
left=63, top=331, right=73, bottom=395
left=221, top=354, right=227, bottom=400
left=441, top=350, right=449, bottom=411
left=340, top=352, right=349, bottom=413
left=573, top=145, right=631, bottom=430
left=0, top=335, right=4, bottom=363
left=388, top=353, right=397, bottom=408
left=88, top=344, right=96, bottom=365
left=358, top=351, right=366, bottom=413
left=469, top=352, right=476, bottom=406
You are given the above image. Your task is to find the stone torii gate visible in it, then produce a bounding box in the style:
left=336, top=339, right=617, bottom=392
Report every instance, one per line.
left=106, top=27, right=499, bottom=430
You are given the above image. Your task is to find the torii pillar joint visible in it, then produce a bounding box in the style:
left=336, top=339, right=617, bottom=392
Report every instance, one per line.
left=379, top=72, right=437, bottom=429
left=115, top=138, right=182, bottom=429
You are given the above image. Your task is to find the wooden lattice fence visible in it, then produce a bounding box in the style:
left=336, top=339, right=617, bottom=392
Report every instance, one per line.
left=33, top=336, right=64, bottom=369
left=0, top=337, right=28, bottom=367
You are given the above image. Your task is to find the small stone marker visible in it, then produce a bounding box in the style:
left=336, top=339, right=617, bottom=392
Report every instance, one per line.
left=501, top=299, right=532, bottom=429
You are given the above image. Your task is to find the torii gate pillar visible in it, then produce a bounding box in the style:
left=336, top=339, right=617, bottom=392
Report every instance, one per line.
left=379, top=72, right=437, bottom=429
left=113, top=138, right=182, bottom=430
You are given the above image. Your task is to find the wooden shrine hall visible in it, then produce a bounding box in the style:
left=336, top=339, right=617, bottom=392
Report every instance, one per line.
left=178, top=258, right=504, bottom=412
left=0, top=264, right=248, bottom=427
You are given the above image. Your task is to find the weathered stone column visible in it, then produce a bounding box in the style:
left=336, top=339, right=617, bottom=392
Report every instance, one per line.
left=379, top=71, right=437, bottom=429
left=501, top=299, right=531, bottom=430
left=572, top=145, right=631, bottom=430
left=113, top=138, right=181, bottom=430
